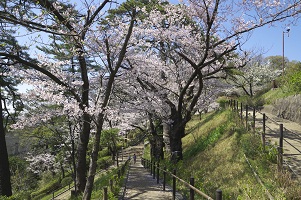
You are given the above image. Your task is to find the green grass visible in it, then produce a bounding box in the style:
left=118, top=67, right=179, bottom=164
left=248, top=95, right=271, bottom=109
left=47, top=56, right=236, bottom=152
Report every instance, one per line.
left=161, top=108, right=301, bottom=199
left=262, top=88, right=292, bottom=104
left=39, top=183, right=74, bottom=200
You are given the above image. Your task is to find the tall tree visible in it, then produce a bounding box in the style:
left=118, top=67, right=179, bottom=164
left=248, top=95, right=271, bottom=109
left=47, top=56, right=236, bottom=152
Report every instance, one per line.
left=127, top=0, right=301, bottom=161
left=0, top=86, right=12, bottom=197
left=0, top=31, right=25, bottom=197
left=0, top=0, right=111, bottom=194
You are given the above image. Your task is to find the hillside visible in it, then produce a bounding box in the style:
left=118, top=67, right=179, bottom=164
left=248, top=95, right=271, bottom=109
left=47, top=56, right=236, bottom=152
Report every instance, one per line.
left=175, top=107, right=301, bottom=199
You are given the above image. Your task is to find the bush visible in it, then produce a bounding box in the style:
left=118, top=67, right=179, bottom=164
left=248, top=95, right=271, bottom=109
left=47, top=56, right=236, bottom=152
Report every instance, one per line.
left=240, top=134, right=261, bottom=158
left=30, top=178, right=61, bottom=199
left=217, top=97, right=229, bottom=108
left=263, top=144, right=278, bottom=163
left=0, top=191, right=31, bottom=200
left=61, top=176, right=73, bottom=187
left=98, top=148, right=110, bottom=157
left=97, top=156, right=113, bottom=170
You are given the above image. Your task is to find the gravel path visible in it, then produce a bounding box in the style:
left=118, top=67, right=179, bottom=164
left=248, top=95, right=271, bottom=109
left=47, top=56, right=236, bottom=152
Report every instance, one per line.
left=123, top=158, right=173, bottom=200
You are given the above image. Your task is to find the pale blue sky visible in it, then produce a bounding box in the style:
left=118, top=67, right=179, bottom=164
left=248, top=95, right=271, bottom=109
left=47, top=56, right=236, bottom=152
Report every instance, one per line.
left=243, top=23, right=301, bottom=62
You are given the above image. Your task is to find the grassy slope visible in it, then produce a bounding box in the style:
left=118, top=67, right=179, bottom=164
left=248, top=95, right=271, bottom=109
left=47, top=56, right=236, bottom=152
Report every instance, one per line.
left=178, top=108, right=299, bottom=199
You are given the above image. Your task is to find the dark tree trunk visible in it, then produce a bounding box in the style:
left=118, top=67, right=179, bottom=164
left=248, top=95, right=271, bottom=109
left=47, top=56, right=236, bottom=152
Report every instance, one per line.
left=0, top=90, right=12, bottom=197
left=169, top=129, right=184, bottom=162
left=76, top=113, right=91, bottom=193
left=157, top=135, right=164, bottom=160
left=83, top=113, right=104, bottom=200
left=168, top=109, right=187, bottom=162
left=150, top=139, right=156, bottom=159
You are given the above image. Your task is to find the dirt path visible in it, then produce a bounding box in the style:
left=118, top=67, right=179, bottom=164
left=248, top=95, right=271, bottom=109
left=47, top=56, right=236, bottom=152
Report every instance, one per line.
left=123, top=158, right=173, bottom=200
left=253, top=105, right=301, bottom=181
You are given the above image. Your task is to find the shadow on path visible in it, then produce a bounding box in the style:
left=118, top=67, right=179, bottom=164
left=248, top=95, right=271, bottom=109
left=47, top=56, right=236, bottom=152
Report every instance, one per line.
left=124, top=158, right=173, bottom=200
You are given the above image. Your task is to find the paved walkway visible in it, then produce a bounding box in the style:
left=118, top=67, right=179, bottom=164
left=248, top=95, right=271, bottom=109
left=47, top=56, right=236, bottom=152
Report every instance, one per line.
left=123, top=158, right=173, bottom=200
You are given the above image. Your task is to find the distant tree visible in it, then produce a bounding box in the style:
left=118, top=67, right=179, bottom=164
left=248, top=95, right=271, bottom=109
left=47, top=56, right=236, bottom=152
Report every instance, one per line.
left=226, top=55, right=281, bottom=96
left=100, top=128, right=120, bottom=161
left=283, top=61, right=301, bottom=93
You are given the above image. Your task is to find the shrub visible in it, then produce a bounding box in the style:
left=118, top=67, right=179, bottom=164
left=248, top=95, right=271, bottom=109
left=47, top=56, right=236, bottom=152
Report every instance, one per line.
left=217, top=97, right=229, bottom=108
left=98, top=148, right=110, bottom=157
left=240, top=134, right=261, bottom=158
left=263, top=145, right=278, bottom=163
left=61, top=176, right=73, bottom=187
left=97, top=156, right=113, bottom=170
left=30, top=178, right=61, bottom=199
left=0, top=191, right=31, bottom=200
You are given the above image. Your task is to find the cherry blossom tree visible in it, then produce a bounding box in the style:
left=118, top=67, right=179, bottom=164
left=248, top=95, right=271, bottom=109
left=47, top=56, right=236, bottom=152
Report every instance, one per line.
left=123, top=0, right=301, bottom=161
left=226, top=55, right=282, bottom=96
left=0, top=0, right=137, bottom=198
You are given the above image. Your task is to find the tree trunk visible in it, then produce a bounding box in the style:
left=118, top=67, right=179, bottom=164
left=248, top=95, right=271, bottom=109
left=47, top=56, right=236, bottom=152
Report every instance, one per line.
left=83, top=113, right=104, bottom=200
left=169, top=132, right=184, bottom=162
left=150, top=139, right=157, bottom=159
left=0, top=90, right=12, bottom=197
left=162, top=123, right=171, bottom=154
left=76, top=113, right=91, bottom=193
left=156, top=135, right=164, bottom=160
left=169, top=113, right=186, bottom=162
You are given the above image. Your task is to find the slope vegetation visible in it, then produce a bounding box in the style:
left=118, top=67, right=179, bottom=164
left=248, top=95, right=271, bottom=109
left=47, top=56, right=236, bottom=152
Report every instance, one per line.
left=175, top=108, right=301, bottom=199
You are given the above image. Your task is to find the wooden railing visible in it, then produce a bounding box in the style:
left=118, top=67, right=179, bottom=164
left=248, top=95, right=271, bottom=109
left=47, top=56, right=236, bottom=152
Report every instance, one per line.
left=141, top=158, right=222, bottom=200
left=228, top=99, right=301, bottom=174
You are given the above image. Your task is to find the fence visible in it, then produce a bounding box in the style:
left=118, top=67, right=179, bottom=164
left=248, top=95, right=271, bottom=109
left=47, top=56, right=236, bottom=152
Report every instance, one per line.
left=50, top=158, right=129, bottom=200
left=228, top=99, right=301, bottom=174
left=141, top=158, right=222, bottom=200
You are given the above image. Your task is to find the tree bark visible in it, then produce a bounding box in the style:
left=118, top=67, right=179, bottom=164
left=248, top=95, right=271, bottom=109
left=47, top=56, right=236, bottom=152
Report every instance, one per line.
left=162, top=123, right=171, bottom=154
left=0, top=89, right=12, bottom=197
left=76, top=113, right=91, bottom=193
left=82, top=113, right=104, bottom=200
left=169, top=127, right=184, bottom=162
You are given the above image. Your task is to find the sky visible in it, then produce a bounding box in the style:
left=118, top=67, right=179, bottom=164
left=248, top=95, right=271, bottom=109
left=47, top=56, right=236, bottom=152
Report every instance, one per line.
left=242, top=23, right=301, bottom=62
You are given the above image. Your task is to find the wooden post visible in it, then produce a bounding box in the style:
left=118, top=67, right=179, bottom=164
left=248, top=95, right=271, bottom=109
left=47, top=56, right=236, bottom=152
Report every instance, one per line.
left=103, top=187, right=108, bottom=200
left=245, top=105, right=248, bottom=129
left=216, top=189, right=222, bottom=200
left=153, top=162, right=156, bottom=179
left=116, top=152, right=119, bottom=167
left=156, top=162, right=159, bottom=184
left=190, top=177, right=195, bottom=200
left=278, top=124, right=284, bottom=172
left=262, top=113, right=266, bottom=150
left=172, top=169, right=176, bottom=200
left=240, top=102, right=243, bottom=122
left=277, top=147, right=283, bottom=172
left=279, top=124, right=284, bottom=149
left=163, top=167, right=166, bottom=191
left=252, top=107, right=256, bottom=132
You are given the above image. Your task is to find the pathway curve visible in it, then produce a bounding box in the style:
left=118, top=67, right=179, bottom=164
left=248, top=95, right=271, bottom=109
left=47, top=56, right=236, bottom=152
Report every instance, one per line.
left=253, top=105, right=301, bottom=181
left=123, top=158, right=173, bottom=200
